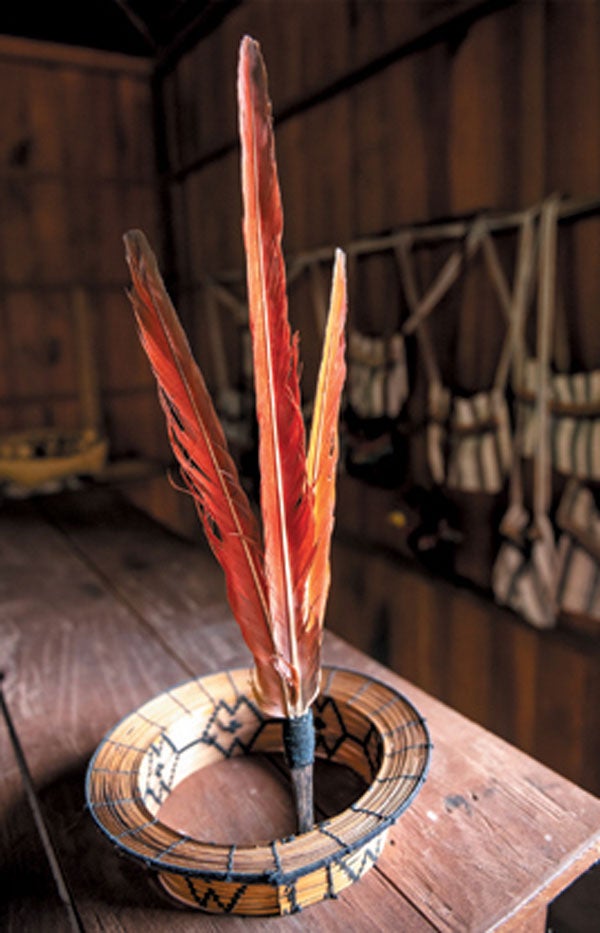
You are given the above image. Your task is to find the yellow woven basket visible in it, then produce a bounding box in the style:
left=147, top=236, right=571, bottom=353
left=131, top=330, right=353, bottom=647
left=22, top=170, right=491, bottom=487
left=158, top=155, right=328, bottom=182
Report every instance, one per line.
left=0, top=427, right=107, bottom=491
left=86, top=666, right=430, bottom=916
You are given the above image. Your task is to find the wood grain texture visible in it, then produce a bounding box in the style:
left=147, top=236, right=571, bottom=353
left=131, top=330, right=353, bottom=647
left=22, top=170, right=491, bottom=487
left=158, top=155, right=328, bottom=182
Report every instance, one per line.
left=332, top=474, right=600, bottom=799
left=0, top=36, right=161, bottom=476
left=157, top=0, right=600, bottom=462
left=1, top=487, right=599, bottom=931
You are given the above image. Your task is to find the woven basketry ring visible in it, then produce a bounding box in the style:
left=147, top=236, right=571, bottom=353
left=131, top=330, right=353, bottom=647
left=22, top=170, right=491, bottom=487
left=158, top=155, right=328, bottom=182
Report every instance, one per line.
left=86, top=666, right=430, bottom=915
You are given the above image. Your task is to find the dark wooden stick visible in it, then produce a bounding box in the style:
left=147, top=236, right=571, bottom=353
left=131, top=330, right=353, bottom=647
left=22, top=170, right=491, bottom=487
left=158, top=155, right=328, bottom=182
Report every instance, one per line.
left=290, top=763, right=314, bottom=835
left=283, top=709, right=315, bottom=834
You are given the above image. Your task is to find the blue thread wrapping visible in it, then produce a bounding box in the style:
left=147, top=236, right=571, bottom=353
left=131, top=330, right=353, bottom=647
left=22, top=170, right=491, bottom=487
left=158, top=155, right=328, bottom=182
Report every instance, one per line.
left=282, top=709, right=315, bottom=769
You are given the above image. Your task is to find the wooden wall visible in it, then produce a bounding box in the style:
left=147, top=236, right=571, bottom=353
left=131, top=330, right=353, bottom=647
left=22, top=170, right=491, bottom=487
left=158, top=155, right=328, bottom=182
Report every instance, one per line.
left=155, top=0, right=600, bottom=539
left=150, top=0, right=600, bottom=794
left=0, top=36, right=166, bottom=470
left=158, top=0, right=600, bottom=376
left=330, top=474, right=600, bottom=796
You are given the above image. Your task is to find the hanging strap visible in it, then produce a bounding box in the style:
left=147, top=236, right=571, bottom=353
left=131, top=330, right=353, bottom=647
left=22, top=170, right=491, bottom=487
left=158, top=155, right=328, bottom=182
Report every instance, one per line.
left=395, top=213, right=532, bottom=419
left=204, top=276, right=248, bottom=325
left=479, top=217, right=538, bottom=394
left=533, top=194, right=560, bottom=525
left=502, top=209, right=540, bottom=532
left=400, top=217, right=489, bottom=337
left=505, top=196, right=560, bottom=531
left=394, top=233, right=443, bottom=398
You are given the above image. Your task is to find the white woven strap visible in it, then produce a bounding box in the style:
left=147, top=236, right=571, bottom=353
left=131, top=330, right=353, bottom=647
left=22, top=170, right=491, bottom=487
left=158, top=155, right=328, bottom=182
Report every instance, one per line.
left=482, top=210, right=538, bottom=392
left=394, top=233, right=443, bottom=392
left=400, top=217, right=489, bottom=337
left=533, top=194, right=560, bottom=522
left=504, top=205, right=546, bottom=515
left=204, top=277, right=247, bottom=324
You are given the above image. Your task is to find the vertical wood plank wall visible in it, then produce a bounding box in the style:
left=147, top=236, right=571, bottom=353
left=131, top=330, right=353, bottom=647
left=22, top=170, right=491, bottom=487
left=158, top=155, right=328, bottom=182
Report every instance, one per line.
left=0, top=36, right=166, bottom=467
left=329, top=479, right=600, bottom=796
left=152, top=1, right=600, bottom=793
left=157, top=0, right=600, bottom=546
left=1, top=4, right=599, bottom=795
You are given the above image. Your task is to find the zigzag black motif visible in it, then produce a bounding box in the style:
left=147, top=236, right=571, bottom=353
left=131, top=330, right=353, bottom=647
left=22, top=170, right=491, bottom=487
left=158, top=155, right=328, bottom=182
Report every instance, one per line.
left=195, top=695, right=267, bottom=758
left=333, top=843, right=381, bottom=884
left=282, top=881, right=300, bottom=914
left=185, top=877, right=249, bottom=913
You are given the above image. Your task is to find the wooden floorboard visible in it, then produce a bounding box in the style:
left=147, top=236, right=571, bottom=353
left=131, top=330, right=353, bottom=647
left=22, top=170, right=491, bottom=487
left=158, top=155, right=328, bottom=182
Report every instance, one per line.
left=1, top=487, right=599, bottom=930
left=0, top=490, right=428, bottom=930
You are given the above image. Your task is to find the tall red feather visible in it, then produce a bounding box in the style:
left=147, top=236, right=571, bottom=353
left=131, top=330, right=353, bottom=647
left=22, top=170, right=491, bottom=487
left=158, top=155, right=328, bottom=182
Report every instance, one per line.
left=238, top=37, right=316, bottom=716
left=123, top=230, right=287, bottom=715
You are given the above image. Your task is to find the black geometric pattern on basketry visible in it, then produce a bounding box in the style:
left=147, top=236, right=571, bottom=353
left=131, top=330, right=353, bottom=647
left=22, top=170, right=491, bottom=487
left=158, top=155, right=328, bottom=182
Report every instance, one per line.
left=198, top=694, right=267, bottom=759
left=313, top=695, right=382, bottom=780
left=141, top=696, right=267, bottom=807
left=142, top=691, right=389, bottom=808
left=144, top=733, right=180, bottom=807
left=335, top=837, right=384, bottom=884
left=184, top=877, right=249, bottom=913
left=317, top=822, right=386, bottom=878
left=277, top=832, right=386, bottom=913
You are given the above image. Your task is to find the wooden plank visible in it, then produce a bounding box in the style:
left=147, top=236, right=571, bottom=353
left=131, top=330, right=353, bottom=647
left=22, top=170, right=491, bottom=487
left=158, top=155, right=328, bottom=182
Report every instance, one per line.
left=332, top=473, right=600, bottom=797
left=0, top=491, right=434, bottom=930
left=0, top=34, right=152, bottom=75
left=546, top=0, right=600, bottom=197
left=0, top=58, right=29, bottom=169
left=0, top=176, right=37, bottom=286
left=30, top=179, right=73, bottom=283
left=0, top=498, right=189, bottom=928
left=489, top=610, right=539, bottom=754
left=352, top=72, right=389, bottom=236
left=23, top=64, right=66, bottom=175
left=1, top=287, right=84, bottom=431
left=0, top=488, right=598, bottom=930
left=325, top=636, right=600, bottom=931
left=448, top=5, right=514, bottom=213
left=533, top=633, right=591, bottom=786
left=515, top=0, right=545, bottom=204
left=37, top=488, right=248, bottom=673
left=0, top=500, right=188, bottom=774
left=95, top=289, right=153, bottom=396
left=567, top=215, right=600, bottom=370
left=447, top=586, right=493, bottom=725
left=35, top=490, right=600, bottom=927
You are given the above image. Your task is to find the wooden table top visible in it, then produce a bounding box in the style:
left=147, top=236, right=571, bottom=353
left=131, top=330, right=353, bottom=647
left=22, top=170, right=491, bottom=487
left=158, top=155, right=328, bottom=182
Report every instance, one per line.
left=1, top=486, right=599, bottom=931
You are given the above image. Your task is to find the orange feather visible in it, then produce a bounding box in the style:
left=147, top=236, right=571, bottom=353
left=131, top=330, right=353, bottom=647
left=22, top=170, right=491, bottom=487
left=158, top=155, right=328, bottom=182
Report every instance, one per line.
left=306, top=249, right=347, bottom=643
left=123, top=230, right=286, bottom=715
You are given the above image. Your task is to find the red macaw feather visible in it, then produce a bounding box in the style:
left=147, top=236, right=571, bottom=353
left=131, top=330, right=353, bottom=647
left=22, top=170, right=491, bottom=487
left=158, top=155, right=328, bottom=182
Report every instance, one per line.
left=123, top=230, right=287, bottom=715
left=238, top=36, right=316, bottom=716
